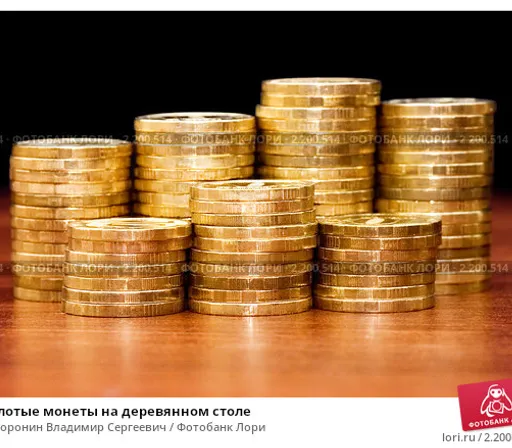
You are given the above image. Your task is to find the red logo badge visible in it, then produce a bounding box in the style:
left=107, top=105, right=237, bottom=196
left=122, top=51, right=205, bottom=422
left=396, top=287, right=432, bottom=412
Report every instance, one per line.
left=458, top=379, right=512, bottom=431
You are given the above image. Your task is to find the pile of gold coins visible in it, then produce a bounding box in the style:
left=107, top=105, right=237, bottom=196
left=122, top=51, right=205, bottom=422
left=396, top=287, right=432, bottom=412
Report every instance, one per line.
left=376, top=98, right=495, bottom=294
left=256, top=77, right=380, bottom=217
left=62, top=218, right=191, bottom=317
left=133, top=112, right=256, bottom=218
left=10, top=138, right=132, bottom=302
left=189, top=180, right=317, bottom=316
left=315, top=214, right=442, bottom=313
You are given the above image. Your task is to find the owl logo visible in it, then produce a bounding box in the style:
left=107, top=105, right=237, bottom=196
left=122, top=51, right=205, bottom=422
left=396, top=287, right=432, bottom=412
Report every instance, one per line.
left=480, top=384, right=512, bottom=418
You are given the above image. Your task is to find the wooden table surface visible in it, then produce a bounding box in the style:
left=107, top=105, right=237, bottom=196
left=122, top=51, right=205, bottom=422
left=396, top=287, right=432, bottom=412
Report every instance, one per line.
left=0, top=191, right=510, bottom=398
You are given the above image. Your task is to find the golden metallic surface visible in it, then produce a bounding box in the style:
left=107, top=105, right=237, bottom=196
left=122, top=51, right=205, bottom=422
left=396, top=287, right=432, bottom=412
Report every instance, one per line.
left=12, top=229, right=67, bottom=243
left=375, top=198, right=490, bottom=213
left=315, top=283, right=435, bottom=299
left=313, top=189, right=374, bottom=204
left=259, top=130, right=375, bottom=147
left=188, top=262, right=313, bottom=276
left=259, top=153, right=374, bottom=168
left=320, top=234, right=441, bottom=250
left=190, top=248, right=314, bottom=264
left=258, top=117, right=376, bottom=133
left=435, top=280, right=492, bottom=295
left=311, top=177, right=375, bottom=191
left=63, top=275, right=184, bottom=290
left=190, top=272, right=312, bottom=290
left=315, top=201, right=373, bottom=217
left=66, top=250, right=187, bottom=264
left=378, top=163, right=493, bottom=176
left=258, top=143, right=375, bottom=157
left=9, top=168, right=131, bottom=183
left=13, top=275, right=63, bottom=291
left=314, top=295, right=435, bottom=313
left=189, top=286, right=312, bottom=302
left=378, top=150, right=492, bottom=165
left=318, top=247, right=438, bottom=262
left=62, top=299, right=185, bottom=317
left=262, top=78, right=381, bottom=95
left=11, top=251, right=64, bottom=264
left=64, top=262, right=187, bottom=277
left=379, top=130, right=493, bottom=143
left=442, top=221, right=492, bottom=236
left=136, top=143, right=255, bottom=157
left=435, top=272, right=492, bottom=284
left=13, top=286, right=62, bottom=303
left=259, top=165, right=375, bottom=180
left=439, top=233, right=492, bottom=249
left=134, top=203, right=191, bottom=218
left=10, top=179, right=131, bottom=195
left=318, top=272, right=436, bottom=287
left=11, top=217, right=69, bottom=232
left=134, top=192, right=189, bottom=207
left=380, top=115, right=494, bottom=129
left=134, top=179, right=197, bottom=194
left=68, top=217, right=192, bottom=241
left=11, top=191, right=131, bottom=208
left=189, top=297, right=312, bottom=316
left=134, top=166, right=254, bottom=181
left=261, top=93, right=380, bottom=108
left=318, top=260, right=436, bottom=275
left=378, top=187, right=491, bottom=201
left=378, top=175, right=492, bottom=189
left=194, top=223, right=317, bottom=239
left=190, top=210, right=316, bottom=226
left=381, top=98, right=496, bottom=116
left=435, top=256, right=490, bottom=272
left=134, top=112, right=256, bottom=133
left=438, top=246, right=491, bottom=259
left=190, top=198, right=315, bottom=214
left=193, top=235, right=317, bottom=252
left=63, top=287, right=185, bottom=303
left=135, top=132, right=255, bottom=147
left=379, top=143, right=494, bottom=152
left=10, top=204, right=130, bottom=220
left=12, top=240, right=66, bottom=255
left=69, top=237, right=192, bottom=254
left=256, top=105, right=376, bottom=119
left=10, top=156, right=130, bottom=171
left=136, top=154, right=255, bottom=170
left=12, top=263, right=64, bottom=275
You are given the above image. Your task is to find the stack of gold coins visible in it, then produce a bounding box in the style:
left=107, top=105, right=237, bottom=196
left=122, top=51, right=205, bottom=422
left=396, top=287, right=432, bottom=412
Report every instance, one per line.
left=189, top=180, right=317, bottom=316
left=256, top=78, right=380, bottom=217
left=376, top=98, right=495, bottom=294
left=62, top=218, right=191, bottom=317
left=315, top=214, right=442, bottom=313
left=10, top=138, right=133, bottom=302
left=133, top=112, right=256, bottom=219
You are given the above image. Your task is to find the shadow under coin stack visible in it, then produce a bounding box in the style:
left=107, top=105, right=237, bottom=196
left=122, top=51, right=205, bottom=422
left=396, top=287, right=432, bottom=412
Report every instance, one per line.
left=315, top=214, right=442, bottom=313
left=10, top=138, right=132, bottom=302
left=256, top=77, right=380, bottom=217
left=63, top=218, right=191, bottom=317
left=376, top=98, right=495, bottom=294
left=188, top=180, right=317, bottom=316
left=133, top=112, right=256, bottom=218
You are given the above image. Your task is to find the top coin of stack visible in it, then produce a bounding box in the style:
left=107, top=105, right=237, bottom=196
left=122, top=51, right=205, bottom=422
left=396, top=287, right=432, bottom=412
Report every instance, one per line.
left=256, top=77, right=381, bottom=217
left=315, top=214, right=442, bottom=313
left=376, top=98, right=496, bottom=295
left=133, top=112, right=256, bottom=219
left=189, top=180, right=317, bottom=317
left=10, top=138, right=133, bottom=302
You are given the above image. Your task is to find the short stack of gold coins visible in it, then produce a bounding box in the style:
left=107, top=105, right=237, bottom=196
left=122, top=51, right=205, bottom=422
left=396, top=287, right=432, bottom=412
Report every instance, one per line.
left=133, top=112, right=256, bottom=219
left=376, top=98, right=495, bottom=294
left=255, top=77, right=380, bottom=217
left=315, top=214, right=442, bottom=313
left=62, top=218, right=191, bottom=317
left=188, top=180, right=317, bottom=316
left=10, top=138, right=132, bottom=302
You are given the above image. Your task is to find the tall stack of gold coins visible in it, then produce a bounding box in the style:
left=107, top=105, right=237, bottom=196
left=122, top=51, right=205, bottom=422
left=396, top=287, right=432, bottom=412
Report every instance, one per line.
left=10, top=138, right=132, bottom=302
left=62, top=218, right=191, bottom=317
left=376, top=98, right=495, bottom=294
left=315, top=214, right=442, bottom=313
left=133, top=112, right=256, bottom=218
left=256, top=78, right=380, bottom=217
left=188, top=180, right=317, bottom=316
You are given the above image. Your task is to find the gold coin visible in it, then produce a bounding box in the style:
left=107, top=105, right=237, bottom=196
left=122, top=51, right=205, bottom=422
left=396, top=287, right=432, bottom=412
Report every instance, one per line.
left=380, top=115, right=494, bottom=129
left=435, top=257, right=490, bottom=273
left=318, top=213, right=442, bottom=237
left=379, top=143, right=493, bottom=152
left=439, top=233, right=491, bottom=249
left=189, top=285, right=312, bottom=302
left=318, top=247, right=438, bottom=262
left=13, top=286, right=62, bottom=303
left=312, top=177, right=375, bottom=191
left=10, top=156, right=130, bottom=171
left=134, top=112, right=256, bottom=133
left=134, top=179, right=197, bottom=194
left=442, top=221, right=492, bottom=236
left=435, top=280, right=492, bottom=295
left=258, top=117, right=376, bottom=133
left=68, top=217, right=191, bottom=241
left=64, top=262, right=186, bottom=277
left=13, top=275, right=63, bottom=290
left=11, top=217, right=70, bottom=231
left=12, top=138, right=132, bottom=159
left=374, top=209, right=492, bottom=225
left=260, top=92, right=380, bottom=107
left=315, top=283, right=435, bottom=299
left=190, top=198, right=315, bottom=214
left=379, top=130, right=492, bottom=144
left=11, top=191, right=131, bottom=208
left=258, top=143, right=376, bottom=157
left=134, top=166, right=254, bottom=181
left=62, top=299, right=185, bottom=317
left=135, top=131, right=255, bottom=146
left=12, top=240, right=66, bottom=255
left=9, top=168, right=131, bottom=183
left=378, top=150, right=492, bottom=164
left=63, top=275, right=184, bottom=290
left=136, top=143, right=255, bottom=157
left=375, top=199, right=490, bottom=213
left=136, top=154, right=255, bottom=169
left=314, top=295, right=435, bottom=313
left=318, top=260, right=436, bottom=275
left=189, top=262, right=313, bottom=276
left=318, top=272, right=435, bottom=287
left=260, top=130, right=375, bottom=146
left=315, top=201, right=373, bottom=217
left=133, top=203, right=190, bottom=218
left=189, top=297, right=311, bottom=316
left=320, top=234, right=441, bottom=250
left=11, top=180, right=131, bottom=195
left=63, top=287, right=184, bottom=303
left=10, top=204, right=130, bottom=220
left=438, top=246, right=491, bottom=259
left=381, top=98, right=496, bottom=116
left=378, top=175, right=492, bottom=189
left=12, top=229, right=68, bottom=243
left=193, top=235, right=317, bottom=252
left=190, top=272, right=312, bottom=290
left=11, top=251, right=65, bottom=264
left=378, top=187, right=491, bottom=201
left=435, top=272, right=492, bottom=284
left=69, top=237, right=192, bottom=254
left=190, top=248, right=314, bottom=264
left=191, top=210, right=316, bottom=226
left=314, top=189, right=374, bottom=204
left=378, top=163, right=493, bottom=176
left=259, top=153, right=374, bottom=167
left=259, top=165, right=375, bottom=180
left=66, top=250, right=187, bottom=264
left=134, top=192, right=189, bottom=207
left=194, top=223, right=317, bottom=239
left=256, top=105, right=376, bottom=119
left=261, top=78, right=381, bottom=95
left=190, top=180, right=314, bottom=202
left=12, top=263, right=63, bottom=275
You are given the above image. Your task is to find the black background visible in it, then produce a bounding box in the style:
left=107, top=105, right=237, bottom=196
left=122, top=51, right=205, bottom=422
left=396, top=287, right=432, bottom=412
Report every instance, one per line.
left=1, top=12, right=510, bottom=188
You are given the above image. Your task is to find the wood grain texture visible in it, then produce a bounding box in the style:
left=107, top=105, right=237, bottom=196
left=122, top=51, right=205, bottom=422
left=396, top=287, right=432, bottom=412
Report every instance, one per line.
left=0, top=190, right=511, bottom=397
